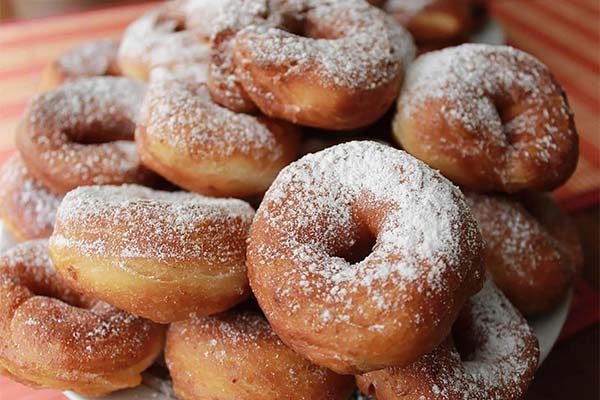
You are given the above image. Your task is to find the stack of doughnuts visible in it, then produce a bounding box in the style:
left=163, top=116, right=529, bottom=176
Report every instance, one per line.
left=0, top=1, right=581, bottom=399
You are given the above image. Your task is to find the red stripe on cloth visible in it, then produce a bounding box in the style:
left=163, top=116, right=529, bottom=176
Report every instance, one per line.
left=494, top=7, right=599, bottom=75
left=532, top=1, right=599, bottom=42
left=565, top=0, right=600, bottom=15
left=560, top=279, right=600, bottom=340
left=0, top=21, right=130, bottom=48
left=0, top=101, right=27, bottom=119
left=0, top=149, right=16, bottom=165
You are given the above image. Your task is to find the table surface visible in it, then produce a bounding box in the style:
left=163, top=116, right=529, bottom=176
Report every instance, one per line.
left=0, top=0, right=598, bottom=399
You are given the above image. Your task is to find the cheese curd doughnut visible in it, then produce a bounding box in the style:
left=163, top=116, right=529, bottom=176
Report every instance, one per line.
left=380, top=0, right=472, bottom=43
left=393, top=44, right=579, bottom=193
left=0, top=155, right=61, bottom=241
left=209, top=0, right=415, bottom=130
left=247, top=142, right=485, bottom=374
left=136, top=71, right=301, bottom=198
left=356, top=280, right=539, bottom=400
left=16, top=77, right=158, bottom=194
left=41, top=39, right=121, bottom=90
left=118, top=0, right=221, bottom=81
left=466, top=191, right=582, bottom=316
left=166, top=311, right=356, bottom=400
left=0, top=240, right=164, bottom=396
left=48, top=185, right=254, bottom=324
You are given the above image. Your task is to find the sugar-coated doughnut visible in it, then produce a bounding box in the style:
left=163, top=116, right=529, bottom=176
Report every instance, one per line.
left=48, top=185, right=254, bottom=323
left=356, top=279, right=539, bottom=400
left=466, top=191, right=582, bottom=316
left=166, top=310, right=356, bottom=400
left=41, top=39, right=121, bottom=90
left=381, top=0, right=472, bottom=43
left=0, top=240, right=164, bottom=396
left=247, top=141, right=485, bottom=374
left=118, top=0, right=220, bottom=81
left=209, top=0, right=415, bottom=130
left=393, top=44, right=578, bottom=193
left=0, top=154, right=61, bottom=241
left=16, top=77, right=158, bottom=194
left=136, top=71, right=301, bottom=198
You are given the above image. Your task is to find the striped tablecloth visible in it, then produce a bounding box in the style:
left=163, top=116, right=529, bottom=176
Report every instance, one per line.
left=0, top=1, right=598, bottom=399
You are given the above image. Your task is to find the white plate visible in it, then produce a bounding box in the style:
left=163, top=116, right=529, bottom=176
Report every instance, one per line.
left=0, top=221, right=18, bottom=254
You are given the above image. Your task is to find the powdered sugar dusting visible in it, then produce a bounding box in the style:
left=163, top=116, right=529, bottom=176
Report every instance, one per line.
left=250, top=141, right=482, bottom=330
left=50, top=185, right=255, bottom=264
left=119, top=1, right=213, bottom=73
left=359, top=280, right=538, bottom=399
left=141, top=71, right=285, bottom=160
left=20, top=77, right=150, bottom=190
left=210, top=0, right=414, bottom=109
left=0, top=155, right=61, bottom=239
left=56, top=39, right=120, bottom=80
left=396, top=44, right=576, bottom=188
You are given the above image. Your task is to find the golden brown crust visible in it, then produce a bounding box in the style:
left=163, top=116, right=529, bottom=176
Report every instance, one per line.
left=357, top=280, right=539, bottom=400
left=0, top=154, right=61, bottom=241
left=166, top=310, right=356, bottom=400
left=466, top=191, right=582, bottom=316
left=393, top=44, right=579, bottom=193
left=40, top=39, right=121, bottom=90
left=247, top=142, right=485, bottom=374
left=136, top=74, right=301, bottom=198
left=48, top=185, right=254, bottom=323
left=0, top=240, right=164, bottom=396
left=16, top=77, right=159, bottom=194
left=210, top=0, right=414, bottom=130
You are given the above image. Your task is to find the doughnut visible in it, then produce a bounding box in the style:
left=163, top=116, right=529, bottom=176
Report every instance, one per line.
left=48, top=185, right=255, bottom=324
left=0, top=154, right=61, bottom=241
left=118, top=0, right=220, bottom=81
left=380, top=0, right=472, bottom=43
left=166, top=310, right=356, bottom=400
left=40, top=39, right=121, bottom=90
left=247, top=141, right=485, bottom=374
left=136, top=70, right=301, bottom=198
left=209, top=0, right=415, bottom=130
left=466, top=191, right=582, bottom=316
left=16, top=77, right=158, bottom=194
left=0, top=240, right=164, bottom=396
left=393, top=44, right=579, bottom=193
left=356, top=279, right=539, bottom=400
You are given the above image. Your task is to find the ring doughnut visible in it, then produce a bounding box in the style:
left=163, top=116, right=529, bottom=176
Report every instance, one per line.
left=466, top=191, right=582, bottom=315
left=136, top=71, right=301, bottom=198
left=118, top=0, right=219, bottom=81
left=380, top=0, right=472, bottom=43
left=209, top=0, right=415, bottom=130
left=48, top=185, right=255, bottom=324
left=247, top=141, right=485, bottom=374
left=356, top=279, right=539, bottom=400
left=41, top=39, right=121, bottom=90
left=16, top=77, right=158, bottom=194
left=0, top=154, right=62, bottom=241
left=0, top=240, right=164, bottom=396
left=166, top=310, right=356, bottom=400
left=393, top=44, right=579, bottom=193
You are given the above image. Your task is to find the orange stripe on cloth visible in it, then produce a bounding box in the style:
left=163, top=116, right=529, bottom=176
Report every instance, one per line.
left=532, top=1, right=599, bottom=42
